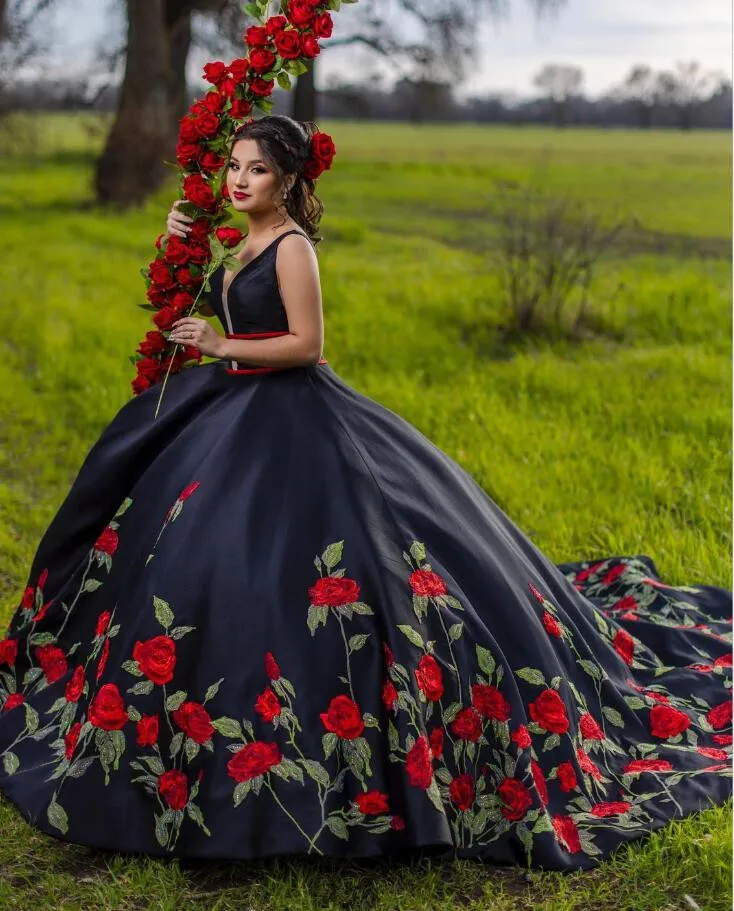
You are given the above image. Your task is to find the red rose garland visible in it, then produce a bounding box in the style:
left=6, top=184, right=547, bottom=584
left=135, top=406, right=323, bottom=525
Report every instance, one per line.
left=132, top=1, right=350, bottom=417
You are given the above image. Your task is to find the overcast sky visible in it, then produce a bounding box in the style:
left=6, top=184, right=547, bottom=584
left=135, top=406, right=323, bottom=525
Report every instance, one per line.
left=44, top=0, right=731, bottom=100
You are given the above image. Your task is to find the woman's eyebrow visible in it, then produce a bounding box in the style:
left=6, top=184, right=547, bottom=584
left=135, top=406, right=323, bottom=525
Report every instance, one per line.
left=229, top=156, right=265, bottom=165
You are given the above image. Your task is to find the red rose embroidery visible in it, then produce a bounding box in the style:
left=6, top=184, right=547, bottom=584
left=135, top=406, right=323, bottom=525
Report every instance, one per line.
left=552, top=814, right=581, bottom=853
left=712, top=734, right=733, bottom=745
left=623, top=758, right=673, bottom=775
left=579, top=712, right=605, bottom=741
left=158, top=769, right=189, bottom=810
left=95, top=611, right=112, bottom=638
left=408, top=568, right=447, bottom=598
left=530, top=759, right=548, bottom=806
left=591, top=801, right=632, bottom=817
left=64, top=665, right=85, bottom=702
left=264, top=651, right=281, bottom=680
left=136, top=714, right=159, bottom=747
left=320, top=695, right=365, bottom=739
left=94, top=526, right=119, bottom=555
left=227, top=741, right=282, bottom=782
left=309, top=577, right=360, bottom=607
left=382, top=679, right=398, bottom=712
left=649, top=704, right=691, bottom=739
left=20, top=585, right=35, bottom=609
left=714, top=653, right=732, bottom=667
left=429, top=725, right=444, bottom=759
left=88, top=683, right=128, bottom=730
left=510, top=725, right=532, bottom=749
left=178, top=480, right=201, bottom=501
left=132, top=635, right=177, bottom=685
left=697, top=747, right=728, bottom=760
left=414, top=654, right=443, bottom=702
left=557, top=760, right=578, bottom=792
left=383, top=643, right=395, bottom=667
left=354, top=790, right=390, bottom=814
left=542, top=611, right=562, bottom=638
left=707, top=700, right=732, bottom=730
left=471, top=683, right=511, bottom=721
left=0, top=639, right=18, bottom=667
left=64, top=721, right=82, bottom=759
left=254, top=687, right=281, bottom=723
left=602, top=563, right=626, bottom=585
left=498, top=777, right=532, bottom=820
left=390, top=815, right=406, bottom=830
left=613, top=629, right=635, bottom=665
left=96, top=637, right=110, bottom=681
left=3, top=693, right=24, bottom=712
left=34, top=644, right=67, bottom=684
left=528, top=689, right=569, bottom=734
left=405, top=735, right=433, bottom=789
left=576, top=747, right=602, bottom=780
left=172, top=701, right=215, bottom=744
left=448, top=773, right=476, bottom=811
left=450, top=707, right=482, bottom=742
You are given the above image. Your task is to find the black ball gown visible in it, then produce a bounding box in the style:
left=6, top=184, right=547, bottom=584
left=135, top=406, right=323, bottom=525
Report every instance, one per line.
left=0, top=228, right=730, bottom=870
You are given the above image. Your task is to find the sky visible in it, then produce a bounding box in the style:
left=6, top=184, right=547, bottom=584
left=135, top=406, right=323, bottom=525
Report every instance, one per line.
left=41, top=0, right=732, bottom=101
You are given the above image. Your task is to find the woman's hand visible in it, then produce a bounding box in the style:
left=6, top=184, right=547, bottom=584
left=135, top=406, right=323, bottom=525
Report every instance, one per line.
left=165, top=199, right=193, bottom=238
left=169, top=317, right=226, bottom=358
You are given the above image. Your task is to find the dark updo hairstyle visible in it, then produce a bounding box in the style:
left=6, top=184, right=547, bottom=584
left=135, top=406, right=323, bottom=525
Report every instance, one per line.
left=229, top=114, right=324, bottom=247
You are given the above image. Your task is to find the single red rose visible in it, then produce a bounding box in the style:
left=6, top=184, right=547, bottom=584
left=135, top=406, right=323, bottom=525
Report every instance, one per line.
left=382, top=679, right=398, bottom=712
left=602, top=563, right=626, bottom=585
left=132, top=375, right=153, bottom=394
left=528, top=689, right=569, bottom=734
left=244, top=25, right=270, bottom=47
left=320, top=694, right=364, bottom=739
left=88, top=683, right=128, bottom=730
left=313, top=11, right=333, bottom=38
left=645, top=690, right=670, bottom=703
left=3, top=693, right=25, bottom=712
left=265, top=14, right=288, bottom=36
left=170, top=291, right=195, bottom=313
left=649, top=704, right=691, bottom=739
left=37, top=568, right=48, bottom=588
left=172, top=701, right=215, bottom=743
left=405, top=735, right=433, bottom=789
left=308, top=576, right=360, bottom=607
left=579, top=712, right=605, bottom=741
left=0, top=638, right=18, bottom=667
left=552, top=814, right=581, bottom=853
left=714, top=653, right=733, bottom=667
left=414, top=654, right=443, bottom=702
left=182, top=174, right=217, bottom=211
left=707, top=700, right=732, bottom=730
left=301, top=34, right=321, bottom=58
left=557, top=760, right=578, bottom=792
left=96, top=637, right=110, bottom=681
left=229, top=98, right=253, bottom=119
left=530, top=759, right=548, bottom=806
left=249, top=48, right=277, bottom=73
left=149, top=260, right=176, bottom=289
left=136, top=714, right=159, bottom=747
left=64, top=665, right=85, bottom=702
left=498, top=777, right=532, bottom=820
left=178, top=118, right=200, bottom=143
left=32, top=600, right=51, bottom=623
left=255, top=687, right=281, bottom=723
left=202, top=91, right=225, bottom=113
left=408, top=568, right=446, bottom=598
left=390, top=815, right=406, bottom=830
left=249, top=78, right=274, bottom=98
left=623, top=757, right=674, bottom=774
left=429, top=725, right=444, bottom=759
left=35, top=644, right=67, bottom=684
left=542, top=611, right=562, bottom=638
left=227, top=741, right=282, bottom=782
left=511, top=725, right=532, bottom=749
left=575, top=747, right=602, bottom=780
left=609, top=594, right=637, bottom=613
left=471, top=683, right=511, bottom=721
left=21, top=585, right=35, bottom=609
left=311, top=132, right=336, bottom=167
left=136, top=357, right=163, bottom=382
left=158, top=768, right=189, bottom=810
left=203, top=61, right=228, bottom=85
left=613, top=629, right=635, bottom=665
left=697, top=746, right=728, bottom=760
left=215, top=226, right=245, bottom=248
left=275, top=29, right=301, bottom=59
left=303, top=158, right=324, bottom=181
left=287, top=0, right=315, bottom=27
left=591, top=801, right=632, bottom=817
left=133, top=635, right=177, bottom=685
left=178, top=480, right=200, bottom=501
left=200, top=151, right=225, bottom=173
left=448, top=773, right=476, bottom=811
left=163, top=236, right=192, bottom=266
left=354, top=790, right=390, bottom=814
left=450, top=707, right=482, bottom=742
left=264, top=651, right=281, bottom=680
left=94, top=526, right=118, bottom=555
left=712, top=733, right=733, bottom=745
left=138, top=330, right=168, bottom=357
left=64, top=721, right=82, bottom=759
left=229, top=58, right=250, bottom=82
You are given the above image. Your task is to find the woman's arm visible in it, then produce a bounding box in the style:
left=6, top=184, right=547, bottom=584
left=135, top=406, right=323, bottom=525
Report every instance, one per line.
left=217, top=234, right=323, bottom=367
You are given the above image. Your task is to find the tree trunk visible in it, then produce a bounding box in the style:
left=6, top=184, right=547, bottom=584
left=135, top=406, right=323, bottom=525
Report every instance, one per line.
left=292, top=59, right=317, bottom=122
left=94, top=0, right=192, bottom=207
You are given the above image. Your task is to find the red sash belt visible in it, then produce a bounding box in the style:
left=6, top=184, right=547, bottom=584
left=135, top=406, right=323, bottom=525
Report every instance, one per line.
left=223, top=331, right=327, bottom=375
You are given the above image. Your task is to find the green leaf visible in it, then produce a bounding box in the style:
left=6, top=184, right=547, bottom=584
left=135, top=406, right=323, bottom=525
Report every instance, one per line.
left=233, top=780, right=251, bottom=806
left=165, top=690, right=187, bottom=712
left=397, top=624, right=424, bottom=649
left=127, top=679, right=154, bottom=696
left=348, top=633, right=369, bottom=652
left=321, top=541, right=344, bottom=569
left=47, top=796, right=68, bottom=834
left=326, top=815, right=349, bottom=840
left=212, top=716, right=242, bottom=739
left=476, top=646, right=495, bottom=677
left=276, top=71, right=292, bottom=90
left=169, top=625, right=196, bottom=640
left=577, top=659, right=601, bottom=681
left=307, top=604, right=328, bottom=636
left=153, top=596, right=174, bottom=629
left=2, top=751, right=19, bottom=775
left=602, top=705, right=625, bottom=728
left=515, top=666, right=545, bottom=686
left=204, top=677, right=224, bottom=703
left=351, top=602, right=374, bottom=615
left=301, top=759, right=330, bottom=788
left=409, top=541, right=427, bottom=563
left=448, top=622, right=463, bottom=641
left=185, top=737, right=200, bottom=763
left=322, top=732, right=338, bottom=759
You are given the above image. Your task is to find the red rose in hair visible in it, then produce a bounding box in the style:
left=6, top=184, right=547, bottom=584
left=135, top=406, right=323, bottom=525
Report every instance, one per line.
left=303, top=158, right=325, bottom=180
left=471, top=683, right=511, bottom=721
left=613, top=629, right=635, bottom=665
left=192, top=112, right=220, bottom=139
left=172, top=701, right=215, bottom=743
left=309, top=576, right=360, bottom=607
left=408, top=568, right=446, bottom=598
left=35, top=644, right=67, bottom=684
left=244, top=25, right=270, bottom=47
left=255, top=687, right=281, bottom=723
left=649, top=704, right=691, bottom=739
left=414, top=654, right=443, bottom=702
left=429, top=725, right=444, bottom=759
left=287, top=0, right=315, bottom=27
left=498, top=777, right=532, bottom=820
left=576, top=747, right=602, bottom=780
left=313, top=12, right=333, bottom=38
left=579, top=712, right=605, bottom=741
left=301, top=34, right=320, bottom=59
left=591, top=801, right=632, bottom=817
left=707, top=700, right=732, bottom=730
left=552, top=814, right=581, bottom=853
left=450, top=707, right=482, bottom=742
left=136, top=714, right=159, bottom=747
left=88, top=683, right=128, bottom=730
left=64, top=665, right=85, bottom=702
left=249, top=78, right=274, bottom=98
left=64, top=721, right=82, bottom=759
left=132, top=635, right=177, bottom=685
left=158, top=769, right=189, bottom=810
left=623, top=757, right=673, bottom=775
left=249, top=48, right=277, bottom=73
left=542, top=611, right=562, bottom=638
left=528, top=689, right=569, bottom=734
left=354, top=790, right=390, bottom=815
left=215, top=226, right=245, bottom=248
left=275, top=29, right=302, bottom=59
left=382, top=679, right=398, bottom=712
left=227, top=741, right=282, bottom=782
left=449, top=773, right=475, bottom=811
left=557, top=760, right=578, bottom=792
left=311, top=131, right=336, bottom=168
left=264, top=651, right=281, bottom=680
left=405, top=735, right=433, bottom=789
left=0, top=639, right=18, bottom=667
left=94, top=526, right=118, bottom=555
left=3, top=693, right=25, bottom=712
left=320, top=694, right=364, bottom=740
left=530, top=759, right=549, bottom=806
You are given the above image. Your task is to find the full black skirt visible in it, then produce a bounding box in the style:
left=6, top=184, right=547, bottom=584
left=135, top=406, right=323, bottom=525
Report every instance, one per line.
left=0, top=360, right=730, bottom=870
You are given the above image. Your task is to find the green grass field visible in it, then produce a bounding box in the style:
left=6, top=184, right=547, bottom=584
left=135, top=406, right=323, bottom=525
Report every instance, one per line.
left=0, top=112, right=730, bottom=910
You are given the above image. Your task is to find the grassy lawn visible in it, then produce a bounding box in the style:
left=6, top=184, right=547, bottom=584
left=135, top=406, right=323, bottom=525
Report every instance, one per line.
left=0, top=113, right=730, bottom=909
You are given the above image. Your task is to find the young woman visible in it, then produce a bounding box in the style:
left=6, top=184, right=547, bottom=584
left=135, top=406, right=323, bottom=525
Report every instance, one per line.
left=0, top=114, right=730, bottom=870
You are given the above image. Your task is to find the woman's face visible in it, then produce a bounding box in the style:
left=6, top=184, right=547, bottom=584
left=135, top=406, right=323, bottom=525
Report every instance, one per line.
left=225, top=138, right=291, bottom=216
